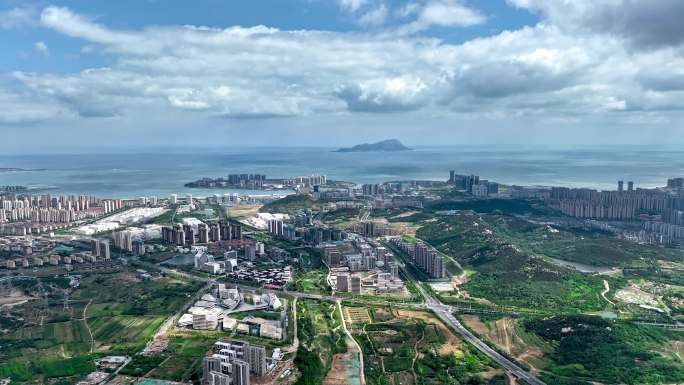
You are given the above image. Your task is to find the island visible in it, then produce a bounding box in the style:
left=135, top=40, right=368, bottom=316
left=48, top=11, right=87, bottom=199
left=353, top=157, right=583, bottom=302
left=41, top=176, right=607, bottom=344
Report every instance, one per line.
left=0, top=167, right=46, bottom=172
left=335, top=139, right=411, bottom=152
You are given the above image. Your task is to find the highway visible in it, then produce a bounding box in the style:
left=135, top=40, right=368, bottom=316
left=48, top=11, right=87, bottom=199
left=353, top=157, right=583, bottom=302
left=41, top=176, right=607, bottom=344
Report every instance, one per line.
left=389, top=242, right=547, bottom=385
left=430, top=300, right=546, bottom=385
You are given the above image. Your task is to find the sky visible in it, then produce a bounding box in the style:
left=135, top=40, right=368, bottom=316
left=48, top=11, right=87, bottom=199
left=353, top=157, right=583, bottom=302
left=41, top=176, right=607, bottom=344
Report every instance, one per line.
left=1, top=0, right=684, bottom=151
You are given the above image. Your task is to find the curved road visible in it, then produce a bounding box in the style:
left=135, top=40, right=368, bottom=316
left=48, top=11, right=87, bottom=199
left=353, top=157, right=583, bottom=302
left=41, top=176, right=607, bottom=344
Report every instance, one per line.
left=414, top=279, right=546, bottom=385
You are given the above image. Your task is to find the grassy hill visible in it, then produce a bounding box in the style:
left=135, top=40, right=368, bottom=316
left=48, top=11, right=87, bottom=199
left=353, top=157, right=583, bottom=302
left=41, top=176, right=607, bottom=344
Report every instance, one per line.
left=259, top=194, right=323, bottom=215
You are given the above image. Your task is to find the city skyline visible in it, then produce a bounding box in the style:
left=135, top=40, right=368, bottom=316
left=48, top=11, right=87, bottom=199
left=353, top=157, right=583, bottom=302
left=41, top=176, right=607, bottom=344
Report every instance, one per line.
left=2, top=0, right=684, bottom=150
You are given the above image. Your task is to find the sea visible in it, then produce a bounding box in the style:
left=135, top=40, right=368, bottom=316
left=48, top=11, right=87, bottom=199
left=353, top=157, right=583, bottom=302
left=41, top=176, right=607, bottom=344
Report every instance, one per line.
left=1, top=146, right=683, bottom=199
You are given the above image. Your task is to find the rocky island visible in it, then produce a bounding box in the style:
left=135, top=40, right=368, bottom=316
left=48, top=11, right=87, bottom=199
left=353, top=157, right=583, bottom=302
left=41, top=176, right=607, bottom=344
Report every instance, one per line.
left=335, top=139, right=411, bottom=152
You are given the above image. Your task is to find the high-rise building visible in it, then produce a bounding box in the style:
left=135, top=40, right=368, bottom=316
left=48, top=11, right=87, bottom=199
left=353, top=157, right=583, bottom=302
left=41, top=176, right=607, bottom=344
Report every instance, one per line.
left=244, top=244, right=257, bottom=261
left=203, top=357, right=250, bottom=385
left=183, top=224, right=196, bottom=246
left=199, top=224, right=209, bottom=243
left=628, top=181, right=634, bottom=191
left=325, top=248, right=342, bottom=266
left=471, top=184, right=488, bottom=198
left=97, top=240, right=110, bottom=260
left=112, top=230, right=133, bottom=252
left=390, top=263, right=399, bottom=280
left=267, top=219, right=284, bottom=236
left=362, top=222, right=376, bottom=237
left=132, top=240, right=145, bottom=256
left=175, top=225, right=186, bottom=246
left=203, top=339, right=267, bottom=385
left=618, top=180, right=624, bottom=192
left=390, top=239, right=444, bottom=279
left=209, top=223, right=221, bottom=242
left=170, top=194, right=178, bottom=204
left=336, top=273, right=349, bottom=292
left=667, top=178, right=684, bottom=189
left=351, top=276, right=361, bottom=295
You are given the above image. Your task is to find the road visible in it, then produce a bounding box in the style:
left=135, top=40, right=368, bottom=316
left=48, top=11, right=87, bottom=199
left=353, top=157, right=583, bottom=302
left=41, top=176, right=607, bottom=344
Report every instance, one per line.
left=410, top=275, right=546, bottom=385
left=386, top=240, right=546, bottom=385
left=601, top=279, right=615, bottom=305
left=432, top=303, right=545, bottom=385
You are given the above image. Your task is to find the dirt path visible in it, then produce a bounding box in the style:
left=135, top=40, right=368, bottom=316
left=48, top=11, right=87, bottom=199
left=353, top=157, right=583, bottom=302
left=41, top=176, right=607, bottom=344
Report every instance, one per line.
left=674, top=341, right=683, bottom=363
left=82, top=299, right=95, bottom=353
left=500, top=320, right=512, bottom=354
left=338, top=300, right=366, bottom=385
left=601, top=279, right=615, bottom=305
left=411, top=329, right=425, bottom=382
left=284, top=297, right=299, bottom=354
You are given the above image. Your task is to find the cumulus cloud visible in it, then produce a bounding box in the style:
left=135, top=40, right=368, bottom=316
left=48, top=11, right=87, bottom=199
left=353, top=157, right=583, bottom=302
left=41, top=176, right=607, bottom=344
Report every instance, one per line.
left=398, top=0, right=486, bottom=34
left=0, top=6, right=38, bottom=29
left=0, top=89, right=65, bottom=125
left=0, top=3, right=679, bottom=128
left=507, top=0, right=684, bottom=49
left=358, top=4, right=388, bottom=27
left=335, top=75, right=432, bottom=111
left=40, top=6, right=142, bottom=51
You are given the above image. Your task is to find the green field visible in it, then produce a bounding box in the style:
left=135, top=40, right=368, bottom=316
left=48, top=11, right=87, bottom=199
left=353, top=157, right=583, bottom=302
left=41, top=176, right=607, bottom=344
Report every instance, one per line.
left=413, top=214, right=612, bottom=312
left=145, top=332, right=219, bottom=382
left=294, top=300, right=346, bottom=385
left=483, top=214, right=684, bottom=267
left=289, top=269, right=330, bottom=294
left=522, top=315, right=684, bottom=384
left=0, top=269, right=200, bottom=384
left=350, top=306, right=506, bottom=385
left=147, top=205, right=177, bottom=225
left=260, top=194, right=324, bottom=215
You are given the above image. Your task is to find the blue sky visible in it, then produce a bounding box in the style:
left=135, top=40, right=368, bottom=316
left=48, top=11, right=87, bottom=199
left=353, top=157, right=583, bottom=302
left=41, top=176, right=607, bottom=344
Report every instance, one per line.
left=2, top=0, right=537, bottom=73
left=1, top=0, right=684, bottom=151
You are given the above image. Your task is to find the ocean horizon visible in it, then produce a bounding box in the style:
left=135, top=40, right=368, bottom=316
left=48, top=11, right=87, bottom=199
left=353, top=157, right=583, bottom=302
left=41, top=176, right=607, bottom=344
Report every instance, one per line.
left=1, top=145, right=683, bottom=198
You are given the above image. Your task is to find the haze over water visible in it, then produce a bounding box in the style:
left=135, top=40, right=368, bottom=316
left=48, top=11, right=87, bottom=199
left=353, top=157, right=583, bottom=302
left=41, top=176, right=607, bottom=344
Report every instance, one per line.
left=1, top=146, right=683, bottom=198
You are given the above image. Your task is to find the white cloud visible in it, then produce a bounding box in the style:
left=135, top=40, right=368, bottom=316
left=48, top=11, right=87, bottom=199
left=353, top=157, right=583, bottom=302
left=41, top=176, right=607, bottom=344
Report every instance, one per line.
left=397, top=3, right=421, bottom=18
left=507, top=0, right=684, bottom=49
left=40, top=6, right=140, bottom=48
left=34, top=41, right=49, bottom=55
left=358, top=4, right=388, bottom=27
left=0, top=89, right=65, bottom=125
left=0, top=4, right=679, bottom=132
left=0, top=6, right=37, bottom=29
left=398, top=0, right=486, bottom=34
left=338, top=0, right=369, bottom=12
left=336, top=75, right=431, bottom=111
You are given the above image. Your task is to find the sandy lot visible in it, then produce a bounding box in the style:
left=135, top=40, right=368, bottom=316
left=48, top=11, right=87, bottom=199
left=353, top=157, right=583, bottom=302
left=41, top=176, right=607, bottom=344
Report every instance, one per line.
left=0, top=288, right=35, bottom=307
left=461, top=315, right=545, bottom=374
